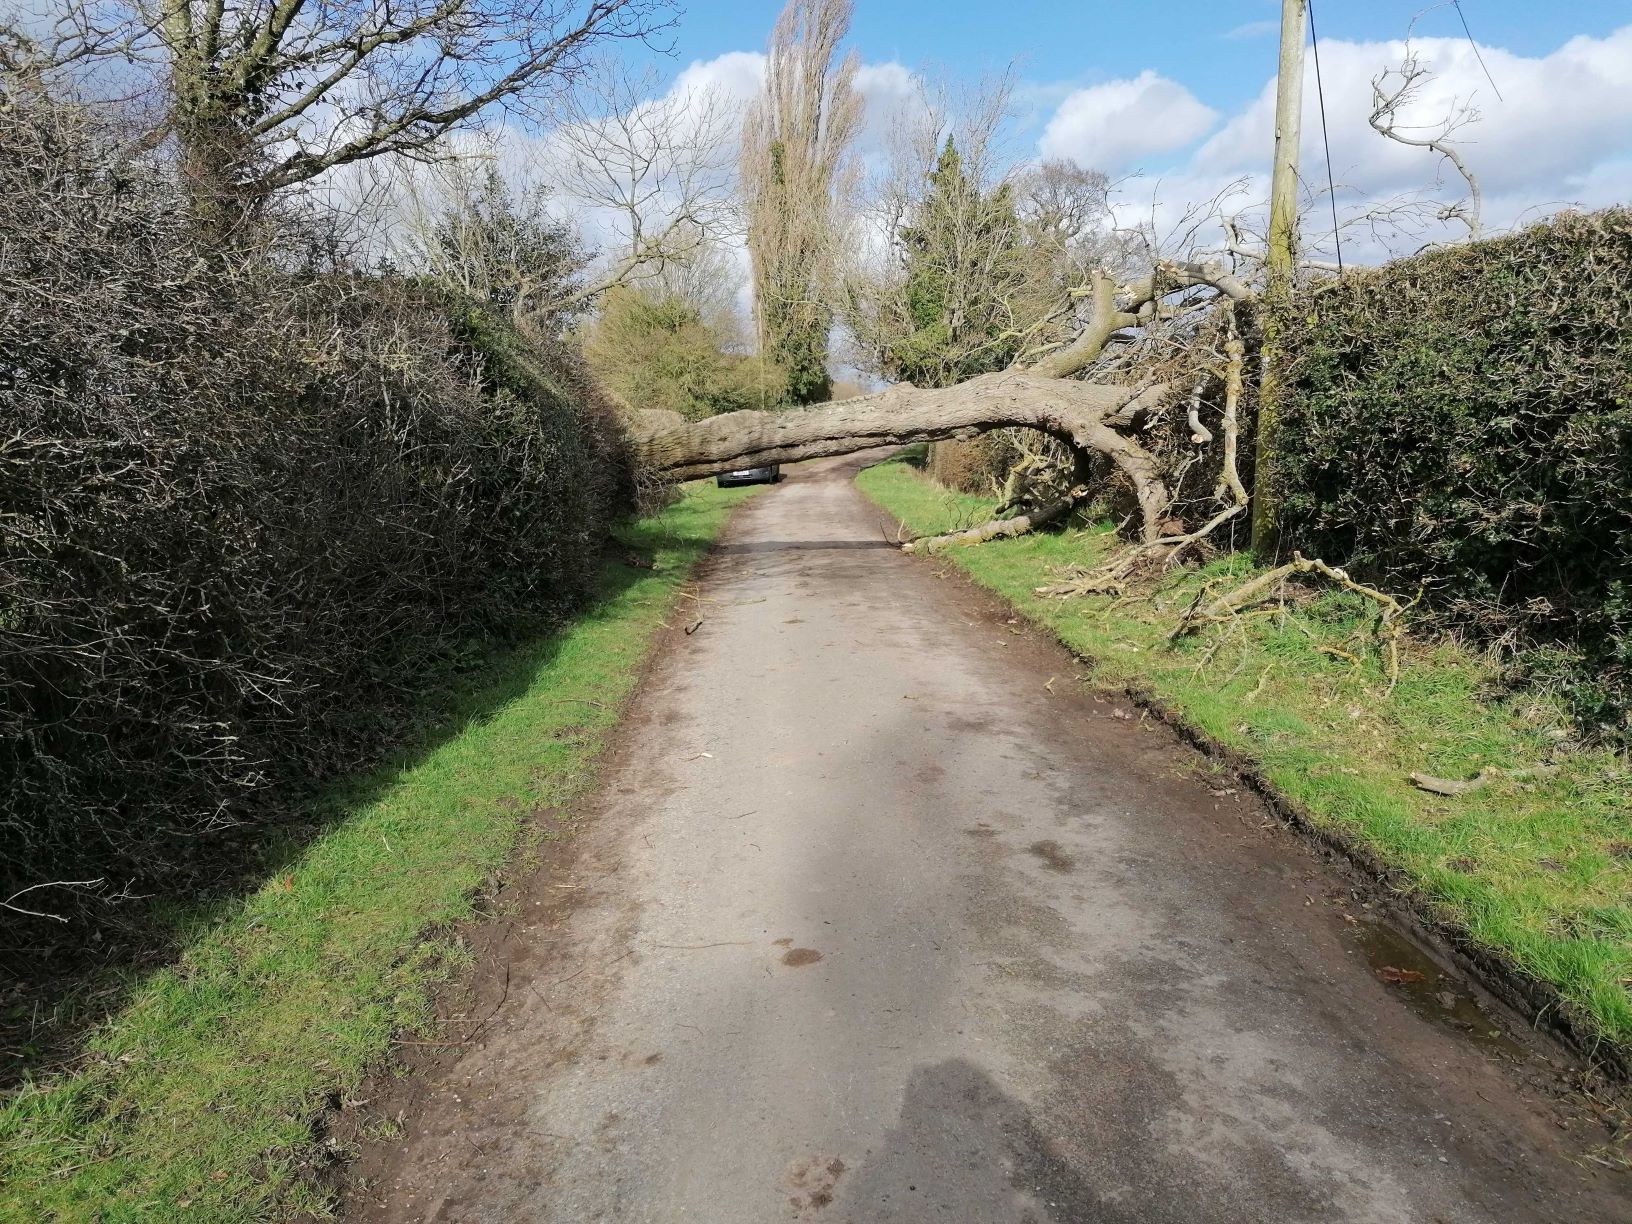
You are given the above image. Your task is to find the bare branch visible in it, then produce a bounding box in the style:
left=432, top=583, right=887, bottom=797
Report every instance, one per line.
left=29, top=0, right=679, bottom=222
left=1369, top=51, right=1483, bottom=241
left=2, top=879, right=105, bottom=923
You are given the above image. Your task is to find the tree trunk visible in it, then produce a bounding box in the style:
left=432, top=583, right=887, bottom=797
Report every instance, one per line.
left=629, top=371, right=1174, bottom=542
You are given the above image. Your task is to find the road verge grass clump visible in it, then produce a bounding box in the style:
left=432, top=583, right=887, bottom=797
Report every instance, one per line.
left=0, top=481, right=757, bottom=1224
left=859, top=457, right=1632, bottom=1064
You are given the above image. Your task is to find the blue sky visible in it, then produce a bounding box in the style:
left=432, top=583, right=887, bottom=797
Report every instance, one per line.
left=635, top=0, right=1632, bottom=259
left=664, top=0, right=1632, bottom=128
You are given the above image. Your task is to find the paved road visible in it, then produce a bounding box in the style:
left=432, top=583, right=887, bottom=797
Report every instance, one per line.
left=345, top=457, right=1628, bottom=1223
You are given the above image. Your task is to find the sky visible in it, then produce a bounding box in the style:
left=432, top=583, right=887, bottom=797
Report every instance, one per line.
left=634, top=0, right=1632, bottom=258
left=665, top=1, right=1632, bottom=127
left=12, top=0, right=1626, bottom=273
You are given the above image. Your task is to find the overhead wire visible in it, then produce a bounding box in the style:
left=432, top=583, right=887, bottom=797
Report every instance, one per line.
left=1452, top=0, right=1504, bottom=101
left=1306, top=0, right=1344, bottom=271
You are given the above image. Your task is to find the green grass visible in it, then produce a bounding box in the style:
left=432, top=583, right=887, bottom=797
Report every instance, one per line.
left=0, top=480, right=758, bottom=1223
left=858, top=456, right=1632, bottom=1053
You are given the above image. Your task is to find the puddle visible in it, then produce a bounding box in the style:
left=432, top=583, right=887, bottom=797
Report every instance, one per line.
left=1354, top=921, right=1529, bottom=1061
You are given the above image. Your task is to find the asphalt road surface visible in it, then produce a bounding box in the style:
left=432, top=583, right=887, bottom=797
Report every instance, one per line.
left=344, top=456, right=1629, bottom=1224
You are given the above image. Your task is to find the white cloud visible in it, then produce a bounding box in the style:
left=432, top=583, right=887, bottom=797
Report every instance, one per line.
left=1038, top=71, right=1218, bottom=172
left=1195, top=28, right=1632, bottom=228
left=854, top=60, right=920, bottom=108
left=1040, top=24, right=1632, bottom=261
left=667, top=50, right=767, bottom=112
left=851, top=60, right=932, bottom=162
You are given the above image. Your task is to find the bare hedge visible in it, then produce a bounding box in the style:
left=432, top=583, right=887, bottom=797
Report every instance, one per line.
left=0, top=96, right=630, bottom=912
left=1272, top=209, right=1632, bottom=732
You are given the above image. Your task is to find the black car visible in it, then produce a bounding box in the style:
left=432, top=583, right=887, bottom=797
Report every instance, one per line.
left=715, top=464, right=781, bottom=487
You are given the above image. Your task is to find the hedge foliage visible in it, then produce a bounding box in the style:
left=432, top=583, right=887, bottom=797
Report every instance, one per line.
left=0, top=97, right=630, bottom=918
left=1273, top=209, right=1632, bottom=732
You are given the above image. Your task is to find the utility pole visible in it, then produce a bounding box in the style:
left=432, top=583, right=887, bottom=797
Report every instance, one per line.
left=1251, top=0, right=1307, bottom=556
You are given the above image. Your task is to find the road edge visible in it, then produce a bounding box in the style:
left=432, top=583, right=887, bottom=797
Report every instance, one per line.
left=855, top=459, right=1632, bottom=1092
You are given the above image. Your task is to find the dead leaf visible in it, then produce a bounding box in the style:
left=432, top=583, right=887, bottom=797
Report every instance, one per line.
left=1377, top=966, right=1426, bottom=985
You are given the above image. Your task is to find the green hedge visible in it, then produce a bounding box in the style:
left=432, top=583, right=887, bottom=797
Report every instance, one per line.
left=1274, top=209, right=1632, bottom=733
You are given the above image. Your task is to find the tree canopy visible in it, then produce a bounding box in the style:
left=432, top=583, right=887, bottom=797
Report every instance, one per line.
left=886, top=137, right=1027, bottom=389
left=582, top=287, right=788, bottom=421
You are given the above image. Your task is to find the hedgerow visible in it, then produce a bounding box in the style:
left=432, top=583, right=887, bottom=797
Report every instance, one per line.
left=1272, top=209, right=1632, bottom=734
left=0, top=95, right=629, bottom=935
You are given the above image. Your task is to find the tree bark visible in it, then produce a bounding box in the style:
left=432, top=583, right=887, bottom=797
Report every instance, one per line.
left=630, top=371, right=1174, bottom=541
left=903, top=487, right=1087, bottom=554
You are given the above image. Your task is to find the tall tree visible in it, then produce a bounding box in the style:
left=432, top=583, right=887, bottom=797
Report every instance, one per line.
left=27, top=0, right=674, bottom=231
left=740, top=0, right=861, bottom=404
left=886, top=136, right=1026, bottom=389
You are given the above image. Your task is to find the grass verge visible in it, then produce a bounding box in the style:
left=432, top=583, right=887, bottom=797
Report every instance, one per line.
left=858, top=456, right=1632, bottom=1060
left=0, top=480, right=758, bottom=1223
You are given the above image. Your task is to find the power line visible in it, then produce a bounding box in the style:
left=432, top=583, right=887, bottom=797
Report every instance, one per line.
left=1307, top=0, right=1343, bottom=271
left=1453, top=0, right=1505, bottom=101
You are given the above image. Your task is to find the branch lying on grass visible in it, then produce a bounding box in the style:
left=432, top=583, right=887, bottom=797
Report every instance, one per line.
left=1034, top=503, right=1249, bottom=597
left=1409, top=764, right=1559, bottom=797
left=1173, top=552, right=1412, bottom=692
left=904, top=487, right=1088, bottom=555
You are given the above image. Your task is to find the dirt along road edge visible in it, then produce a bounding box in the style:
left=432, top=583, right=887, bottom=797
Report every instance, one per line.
left=334, top=455, right=1630, bottom=1224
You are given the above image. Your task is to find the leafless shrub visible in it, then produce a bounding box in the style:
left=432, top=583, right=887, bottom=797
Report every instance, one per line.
left=0, top=88, right=630, bottom=938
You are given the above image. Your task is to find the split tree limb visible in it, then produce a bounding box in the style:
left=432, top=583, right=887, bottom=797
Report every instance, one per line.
left=1030, top=261, right=1249, bottom=381
left=1038, top=309, right=1251, bottom=598
left=1215, top=322, right=1250, bottom=508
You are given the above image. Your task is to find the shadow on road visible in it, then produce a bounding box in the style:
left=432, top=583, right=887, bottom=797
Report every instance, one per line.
left=829, top=1058, right=1125, bottom=1223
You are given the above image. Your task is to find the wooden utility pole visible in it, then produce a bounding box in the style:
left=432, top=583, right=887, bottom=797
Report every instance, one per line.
left=1251, top=0, right=1307, bottom=556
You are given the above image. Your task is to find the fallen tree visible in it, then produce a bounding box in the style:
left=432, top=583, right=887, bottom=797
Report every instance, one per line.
left=632, top=32, right=1490, bottom=560
left=627, top=256, right=1259, bottom=543
left=631, top=371, right=1175, bottom=539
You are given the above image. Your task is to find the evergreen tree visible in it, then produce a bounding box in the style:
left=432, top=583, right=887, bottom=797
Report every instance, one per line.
left=887, top=138, right=1026, bottom=388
